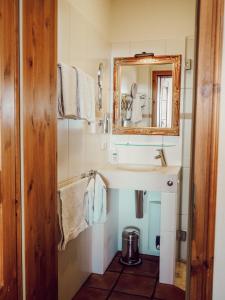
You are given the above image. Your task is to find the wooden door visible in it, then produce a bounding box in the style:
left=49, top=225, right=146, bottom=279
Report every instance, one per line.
left=189, top=0, right=224, bottom=299
left=0, top=0, right=21, bottom=299
left=22, top=0, right=58, bottom=299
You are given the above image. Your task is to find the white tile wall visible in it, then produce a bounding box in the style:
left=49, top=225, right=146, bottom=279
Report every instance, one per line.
left=166, top=38, right=186, bottom=89
left=182, top=119, right=192, bottom=168
left=161, top=193, right=177, bottom=232
left=68, top=121, right=86, bottom=178
left=162, top=136, right=182, bottom=166
left=58, top=1, right=111, bottom=298
left=58, top=1, right=111, bottom=184
left=184, top=88, right=194, bottom=113
left=181, top=167, right=191, bottom=215
left=110, top=37, right=195, bottom=261
left=117, top=190, right=161, bottom=256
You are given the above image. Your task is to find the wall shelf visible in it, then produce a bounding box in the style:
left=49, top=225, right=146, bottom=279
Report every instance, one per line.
left=114, top=142, right=176, bottom=147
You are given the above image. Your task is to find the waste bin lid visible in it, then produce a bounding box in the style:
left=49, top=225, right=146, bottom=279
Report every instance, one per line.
left=122, top=226, right=140, bottom=239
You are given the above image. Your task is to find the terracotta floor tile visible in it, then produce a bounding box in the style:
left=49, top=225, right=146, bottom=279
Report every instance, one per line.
left=85, top=272, right=120, bottom=290
left=109, top=291, right=149, bottom=300
left=114, top=273, right=156, bottom=298
left=116, top=251, right=122, bottom=257
left=73, top=287, right=109, bottom=300
left=140, top=254, right=160, bottom=262
left=154, top=283, right=185, bottom=300
left=123, top=259, right=159, bottom=278
left=174, top=262, right=186, bottom=291
left=108, top=256, right=124, bottom=273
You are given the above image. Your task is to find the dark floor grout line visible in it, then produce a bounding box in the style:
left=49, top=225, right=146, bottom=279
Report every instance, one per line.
left=107, top=290, right=151, bottom=299
left=112, top=290, right=151, bottom=299
left=105, top=266, right=124, bottom=300
left=72, top=273, right=93, bottom=299
left=150, top=278, right=159, bottom=299
left=106, top=269, right=122, bottom=273
left=122, top=271, right=159, bottom=279
left=119, top=271, right=158, bottom=280
left=85, top=286, right=111, bottom=292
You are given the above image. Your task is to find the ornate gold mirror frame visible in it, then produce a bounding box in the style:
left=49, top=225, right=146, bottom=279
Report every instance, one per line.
left=113, top=55, right=181, bottom=135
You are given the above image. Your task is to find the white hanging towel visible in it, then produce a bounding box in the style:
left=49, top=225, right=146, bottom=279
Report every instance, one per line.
left=84, top=174, right=107, bottom=225
left=131, top=95, right=143, bottom=123
left=75, top=67, right=96, bottom=126
left=58, top=177, right=89, bottom=250
left=93, top=174, right=107, bottom=223
left=84, top=177, right=95, bottom=226
left=58, top=63, right=78, bottom=117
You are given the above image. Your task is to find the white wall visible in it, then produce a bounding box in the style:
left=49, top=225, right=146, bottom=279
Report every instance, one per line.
left=118, top=190, right=161, bottom=256
left=57, top=5, right=196, bottom=298
left=58, top=1, right=112, bottom=299
left=110, top=0, right=196, bottom=42
left=213, top=6, right=225, bottom=299
left=110, top=1, right=196, bottom=261
left=58, top=0, right=111, bottom=182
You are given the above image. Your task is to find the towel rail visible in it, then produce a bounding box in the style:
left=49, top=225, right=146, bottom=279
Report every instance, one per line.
left=58, top=169, right=97, bottom=189
left=57, top=115, right=91, bottom=124
left=57, top=115, right=105, bottom=128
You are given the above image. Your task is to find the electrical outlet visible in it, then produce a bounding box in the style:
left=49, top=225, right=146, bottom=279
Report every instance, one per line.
left=177, top=230, right=187, bottom=241
left=185, top=59, right=192, bottom=70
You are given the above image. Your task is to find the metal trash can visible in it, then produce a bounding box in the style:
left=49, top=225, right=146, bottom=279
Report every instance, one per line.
left=120, top=226, right=142, bottom=266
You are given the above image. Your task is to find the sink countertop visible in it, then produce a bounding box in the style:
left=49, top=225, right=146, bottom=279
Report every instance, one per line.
left=99, top=163, right=181, bottom=176
left=98, top=163, right=181, bottom=192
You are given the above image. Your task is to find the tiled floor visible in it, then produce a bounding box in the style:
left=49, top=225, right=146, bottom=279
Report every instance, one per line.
left=175, top=262, right=186, bottom=291
left=73, top=253, right=185, bottom=300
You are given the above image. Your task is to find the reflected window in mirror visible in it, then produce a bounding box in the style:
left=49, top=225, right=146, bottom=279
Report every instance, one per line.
left=152, top=70, right=173, bottom=128
left=113, top=55, right=181, bottom=135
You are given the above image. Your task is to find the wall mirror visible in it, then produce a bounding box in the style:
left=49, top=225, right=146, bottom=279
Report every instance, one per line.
left=113, top=55, right=181, bottom=135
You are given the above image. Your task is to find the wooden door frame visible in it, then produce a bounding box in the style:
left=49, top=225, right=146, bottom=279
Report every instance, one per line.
left=0, top=0, right=223, bottom=299
left=22, top=1, right=58, bottom=299
left=0, top=0, right=21, bottom=299
left=189, top=0, right=224, bottom=299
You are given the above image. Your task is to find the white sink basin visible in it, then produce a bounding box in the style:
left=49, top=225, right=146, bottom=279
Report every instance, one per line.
left=98, top=164, right=181, bottom=192
left=116, top=164, right=159, bottom=172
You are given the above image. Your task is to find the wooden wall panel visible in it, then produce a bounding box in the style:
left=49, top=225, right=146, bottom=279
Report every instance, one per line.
left=22, top=1, right=57, bottom=299
left=190, top=0, right=224, bottom=299
left=0, top=0, right=20, bottom=299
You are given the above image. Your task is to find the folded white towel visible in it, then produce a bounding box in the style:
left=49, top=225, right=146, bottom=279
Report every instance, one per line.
left=76, top=67, right=96, bottom=126
left=58, top=177, right=89, bottom=250
left=58, top=63, right=78, bottom=117
left=131, top=95, right=143, bottom=123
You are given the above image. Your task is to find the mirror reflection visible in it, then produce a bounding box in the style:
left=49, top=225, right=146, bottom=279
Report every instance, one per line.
left=120, top=64, right=173, bottom=128
left=113, top=55, right=181, bottom=135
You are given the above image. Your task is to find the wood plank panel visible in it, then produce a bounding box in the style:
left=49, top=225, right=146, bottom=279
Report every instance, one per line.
left=22, top=0, right=57, bottom=298
left=0, top=0, right=20, bottom=299
left=190, top=0, right=224, bottom=299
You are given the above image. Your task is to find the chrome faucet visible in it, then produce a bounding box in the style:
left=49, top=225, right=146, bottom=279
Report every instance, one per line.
left=155, top=148, right=167, bottom=167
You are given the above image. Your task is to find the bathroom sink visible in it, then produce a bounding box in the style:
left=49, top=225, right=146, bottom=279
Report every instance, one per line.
left=98, top=163, right=181, bottom=192
left=116, top=164, right=158, bottom=172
